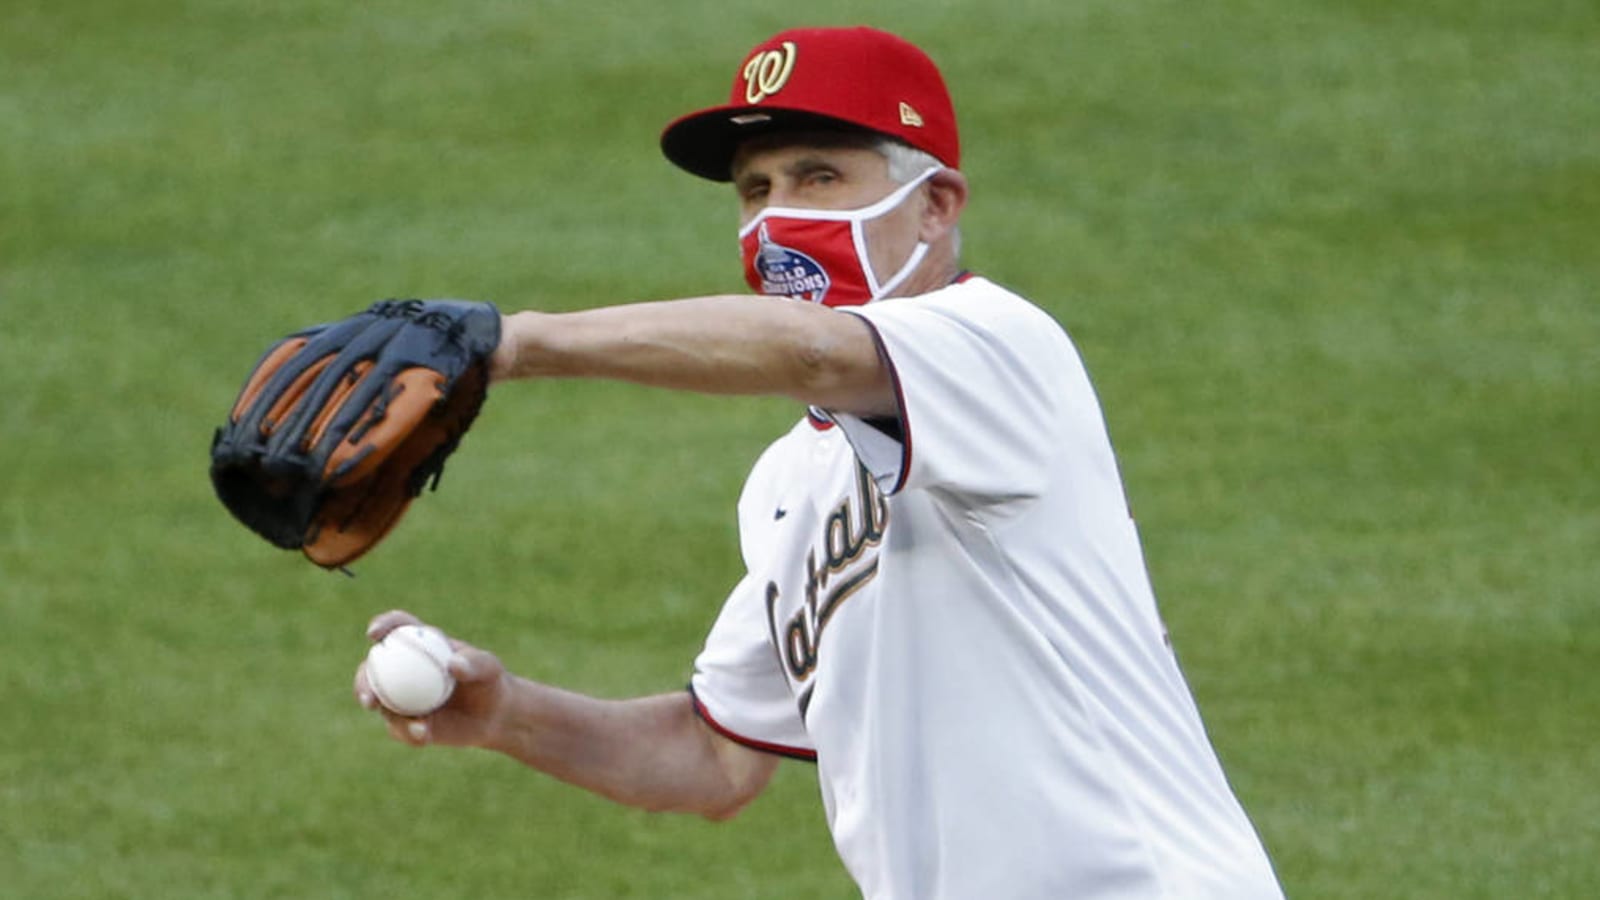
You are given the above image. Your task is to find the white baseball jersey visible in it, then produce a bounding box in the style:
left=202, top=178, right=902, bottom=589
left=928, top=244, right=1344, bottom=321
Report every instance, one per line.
left=691, top=276, right=1283, bottom=899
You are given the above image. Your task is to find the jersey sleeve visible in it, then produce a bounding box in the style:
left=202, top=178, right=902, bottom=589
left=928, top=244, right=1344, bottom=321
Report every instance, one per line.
left=833, top=279, right=1064, bottom=501
left=689, top=572, right=815, bottom=760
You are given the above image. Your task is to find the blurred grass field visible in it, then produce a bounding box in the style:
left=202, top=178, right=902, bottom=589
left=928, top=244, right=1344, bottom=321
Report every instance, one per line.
left=3, top=0, right=1597, bottom=897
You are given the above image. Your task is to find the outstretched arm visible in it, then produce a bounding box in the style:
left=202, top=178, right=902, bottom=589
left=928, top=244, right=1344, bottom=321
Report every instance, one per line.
left=356, top=610, right=779, bottom=821
left=489, top=295, right=897, bottom=418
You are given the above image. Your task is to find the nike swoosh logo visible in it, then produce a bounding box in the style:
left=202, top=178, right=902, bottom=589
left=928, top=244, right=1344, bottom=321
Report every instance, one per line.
left=774, top=507, right=788, bottom=521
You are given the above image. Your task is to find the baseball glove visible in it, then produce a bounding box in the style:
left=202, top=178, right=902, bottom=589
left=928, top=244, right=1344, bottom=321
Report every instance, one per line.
left=210, top=299, right=501, bottom=569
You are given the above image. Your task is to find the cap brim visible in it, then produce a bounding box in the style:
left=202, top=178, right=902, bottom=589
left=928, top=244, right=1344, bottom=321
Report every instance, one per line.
left=661, top=106, right=877, bottom=182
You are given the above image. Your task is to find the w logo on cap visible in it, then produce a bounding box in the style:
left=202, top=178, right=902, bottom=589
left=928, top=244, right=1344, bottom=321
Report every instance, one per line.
left=661, top=27, right=962, bottom=181
left=743, top=41, right=797, bottom=103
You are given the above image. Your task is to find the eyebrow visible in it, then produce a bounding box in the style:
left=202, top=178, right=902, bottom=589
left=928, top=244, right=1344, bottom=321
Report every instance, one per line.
left=733, top=155, right=841, bottom=192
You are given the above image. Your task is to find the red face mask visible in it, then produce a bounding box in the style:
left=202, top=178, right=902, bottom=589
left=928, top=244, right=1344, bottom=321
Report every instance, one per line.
left=738, top=167, right=940, bottom=307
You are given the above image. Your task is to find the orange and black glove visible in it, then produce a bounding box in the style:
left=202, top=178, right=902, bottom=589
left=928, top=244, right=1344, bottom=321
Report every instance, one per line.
left=210, top=299, right=500, bottom=569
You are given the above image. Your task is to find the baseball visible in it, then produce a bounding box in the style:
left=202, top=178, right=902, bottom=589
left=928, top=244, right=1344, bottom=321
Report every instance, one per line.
left=365, top=624, right=456, bottom=716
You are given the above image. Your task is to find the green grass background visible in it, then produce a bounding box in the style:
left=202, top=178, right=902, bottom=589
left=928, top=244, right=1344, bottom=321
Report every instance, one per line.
left=4, top=0, right=1597, bottom=897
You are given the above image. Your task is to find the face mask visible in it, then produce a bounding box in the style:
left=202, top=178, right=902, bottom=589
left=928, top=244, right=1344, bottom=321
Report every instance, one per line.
left=739, top=166, right=941, bottom=307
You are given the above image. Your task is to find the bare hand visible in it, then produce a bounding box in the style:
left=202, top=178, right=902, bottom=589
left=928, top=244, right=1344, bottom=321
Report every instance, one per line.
left=354, top=609, right=511, bottom=748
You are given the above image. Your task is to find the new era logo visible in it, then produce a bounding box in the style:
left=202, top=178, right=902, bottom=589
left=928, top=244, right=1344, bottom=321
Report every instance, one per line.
left=898, top=102, right=924, bottom=127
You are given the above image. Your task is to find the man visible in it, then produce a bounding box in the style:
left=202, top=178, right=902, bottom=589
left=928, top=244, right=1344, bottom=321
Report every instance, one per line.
left=355, top=26, right=1285, bottom=899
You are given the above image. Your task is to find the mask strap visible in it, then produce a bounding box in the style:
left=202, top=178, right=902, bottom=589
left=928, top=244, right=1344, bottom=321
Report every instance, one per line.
left=854, top=166, right=942, bottom=219
left=859, top=166, right=942, bottom=299
left=739, top=166, right=944, bottom=238
left=869, top=240, right=930, bottom=299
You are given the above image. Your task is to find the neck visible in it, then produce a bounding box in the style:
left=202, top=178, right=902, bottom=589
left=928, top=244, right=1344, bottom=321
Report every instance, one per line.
left=885, top=241, right=960, bottom=300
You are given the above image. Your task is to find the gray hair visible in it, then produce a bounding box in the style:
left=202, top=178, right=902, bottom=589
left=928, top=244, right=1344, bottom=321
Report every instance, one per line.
left=874, top=138, right=960, bottom=259
left=875, top=138, right=944, bottom=184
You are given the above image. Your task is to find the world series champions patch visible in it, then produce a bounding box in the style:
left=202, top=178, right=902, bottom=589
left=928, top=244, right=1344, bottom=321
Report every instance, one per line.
left=752, top=223, right=832, bottom=303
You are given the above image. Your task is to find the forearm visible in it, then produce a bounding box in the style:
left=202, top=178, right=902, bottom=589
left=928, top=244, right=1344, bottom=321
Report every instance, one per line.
left=480, top=680, right=771, bottom=820
left=491, top=295, right=895, bottom=416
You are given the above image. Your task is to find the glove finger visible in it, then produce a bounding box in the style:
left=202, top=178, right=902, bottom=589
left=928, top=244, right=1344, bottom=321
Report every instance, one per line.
left=230, top=316, right=369, bottom=439
left=229, top=336, right=308, bottom=422
left=304, top=360, right=375, bottom=452
left=265, top=315, right=410, bottom=460
left=261, top=354, right=338, bottom=438
left=295, top=299, right=496, bottom=480
left=302, top=388, right=471, bottom=567
left=322, top=367, right=449, bottom=487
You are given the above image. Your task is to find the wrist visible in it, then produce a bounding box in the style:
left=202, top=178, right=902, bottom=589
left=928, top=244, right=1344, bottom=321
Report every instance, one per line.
left=488, top=314, right=518, bottom=382
left=475, top=672, right=535, bottom=755
left=488, top=311, right=538, bottom=382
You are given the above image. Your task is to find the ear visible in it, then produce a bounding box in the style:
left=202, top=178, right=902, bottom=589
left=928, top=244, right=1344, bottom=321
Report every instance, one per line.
left=919, top=169, right=969, bottom=243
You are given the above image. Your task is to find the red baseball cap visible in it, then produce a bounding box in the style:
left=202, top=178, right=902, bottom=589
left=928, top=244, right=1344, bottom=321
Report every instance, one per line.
left=661, top=26, right=960, bottom=182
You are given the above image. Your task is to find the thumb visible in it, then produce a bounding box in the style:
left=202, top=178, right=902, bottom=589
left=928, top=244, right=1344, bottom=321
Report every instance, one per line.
left=448, top=646, right=502, bottom=683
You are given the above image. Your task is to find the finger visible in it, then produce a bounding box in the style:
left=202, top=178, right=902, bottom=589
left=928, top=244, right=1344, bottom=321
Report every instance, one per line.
left=407, top=720, right=431, bottom=744
left=384, top=713, right=430, bottom=746
left=353, top=661, right=378, bottom=710
left=366, top=609, right=422, bottom=642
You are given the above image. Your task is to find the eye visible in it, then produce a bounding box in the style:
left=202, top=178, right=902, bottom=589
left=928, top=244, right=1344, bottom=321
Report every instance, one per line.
left=740, top=182, right=770, bottom=204
left=804, top=169, right=838, bottom=187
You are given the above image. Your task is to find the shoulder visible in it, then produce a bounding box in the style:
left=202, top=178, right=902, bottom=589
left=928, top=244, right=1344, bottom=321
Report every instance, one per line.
left=846, top=276, right=1073, bottom=366
left=854, top=276, right=1061, bottom=333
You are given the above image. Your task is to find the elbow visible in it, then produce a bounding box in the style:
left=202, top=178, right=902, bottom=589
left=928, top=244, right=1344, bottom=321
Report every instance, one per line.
left=788, top=329, right=838, bottom=394
left=621, top=778, right=761, bottom=822
left=785, top=329, right=893, bottom=416
left=697, top=788, right=759, bottom=823
left=623, top=790, right=751, bottom=823
left=692, top=766, right=769, bottom=822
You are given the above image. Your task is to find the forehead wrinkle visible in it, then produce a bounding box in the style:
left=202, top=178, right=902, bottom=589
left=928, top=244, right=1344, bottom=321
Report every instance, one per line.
left=783, top=155, right=837, bottom=176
